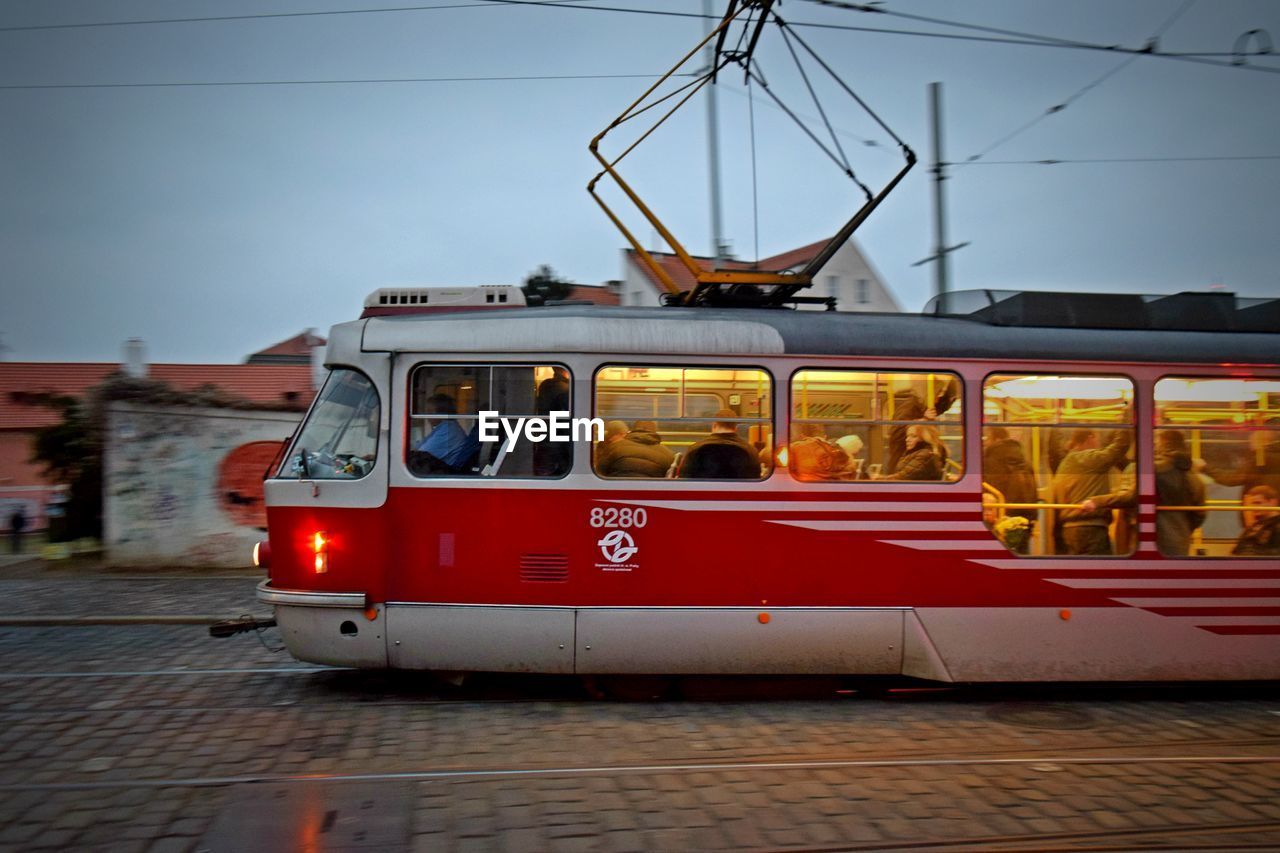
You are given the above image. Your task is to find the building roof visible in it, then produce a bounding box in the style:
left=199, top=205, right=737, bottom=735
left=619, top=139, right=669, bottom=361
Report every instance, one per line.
left=624, top=239, right=829, bottom=295
left=246, top=329, right=326, bottom=365
left=563, top=285, right=621, bottom=306
left=0, top=362, right=315, bottom=430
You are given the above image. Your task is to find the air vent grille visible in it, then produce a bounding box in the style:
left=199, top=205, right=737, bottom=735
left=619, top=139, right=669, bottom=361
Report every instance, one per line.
left=519, top=553, right=569, bottom=583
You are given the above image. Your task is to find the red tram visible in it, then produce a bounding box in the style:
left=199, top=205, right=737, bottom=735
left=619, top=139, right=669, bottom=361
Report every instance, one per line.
left=255, top=287, right=1280, bottom=682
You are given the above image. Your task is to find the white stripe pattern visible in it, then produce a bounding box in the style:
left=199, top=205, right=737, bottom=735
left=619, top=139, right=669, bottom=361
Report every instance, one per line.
left=599, top=499, right=975, bottom=513
left=879, top=539, right=1006, bottom=551
left=1047, top=578, right=1280, bottom=589
left=1113, top=597, right=1280, bottom=608
left=770, top=520, right=988, bottom=532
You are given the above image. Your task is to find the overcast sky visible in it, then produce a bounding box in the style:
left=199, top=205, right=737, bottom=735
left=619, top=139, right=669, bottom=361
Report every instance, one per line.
left=2, top=0, right=1277, bottom=364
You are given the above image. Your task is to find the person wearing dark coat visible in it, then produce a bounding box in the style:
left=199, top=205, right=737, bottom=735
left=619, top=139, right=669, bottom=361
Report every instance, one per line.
left=982, top=427, right=1038, bottom=521
left=881, top=424, right=948, bottom=481
left=599, top=421, right=675, bottom=478
left=679, top=410, right=760, bottom=480
left=1154, top=430, right=1206, bottom=556
left=886, top=378, right=958, bottom=475
left=8, top=507, right=26, bottom=554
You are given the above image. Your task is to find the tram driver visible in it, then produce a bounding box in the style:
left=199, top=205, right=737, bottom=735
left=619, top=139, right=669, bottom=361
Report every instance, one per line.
left=410, top=393, right=481, bottom=476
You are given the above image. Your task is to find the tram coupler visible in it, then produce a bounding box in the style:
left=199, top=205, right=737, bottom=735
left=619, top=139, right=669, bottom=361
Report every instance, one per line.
left=208, top=616, right=278, bottom=638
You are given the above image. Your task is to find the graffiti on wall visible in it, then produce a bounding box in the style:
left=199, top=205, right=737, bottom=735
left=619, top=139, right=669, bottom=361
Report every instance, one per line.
left=106, top=404, right=300, bottom=568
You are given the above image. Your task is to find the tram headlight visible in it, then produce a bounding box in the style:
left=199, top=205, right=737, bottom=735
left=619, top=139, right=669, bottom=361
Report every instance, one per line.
left=252, top=540, right=271, bottom=569
left=311, top=531, right=329, bottom=574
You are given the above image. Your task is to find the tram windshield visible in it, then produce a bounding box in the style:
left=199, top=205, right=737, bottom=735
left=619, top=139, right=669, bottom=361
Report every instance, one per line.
left=279, top=369, right=380, bottom=479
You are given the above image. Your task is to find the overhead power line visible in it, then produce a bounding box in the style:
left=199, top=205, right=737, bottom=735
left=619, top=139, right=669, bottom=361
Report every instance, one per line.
left=950, top=154, right=1280, bottom=166
left=0, top=0, right=602, bottom=33
left=2, top=0, right=1276, bottom=76
left=960, top=0, right=1199, bottom=166
left=0, top=72, right=689, bottom=91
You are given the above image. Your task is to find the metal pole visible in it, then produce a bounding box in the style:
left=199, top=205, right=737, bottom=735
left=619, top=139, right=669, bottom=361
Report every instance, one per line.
left=929, top=81, right=948, bottom=307
left=704, top=0, right=725, bottom=262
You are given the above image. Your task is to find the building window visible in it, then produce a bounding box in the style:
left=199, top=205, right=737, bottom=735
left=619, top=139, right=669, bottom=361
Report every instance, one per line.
left=788, top=370, right=962, bottom=483
left=408, top=364, right=571, bottom=478
left=982, top=374, right=1134, bottom=556
left=825, top=275, right=840, bottom=304
left=855, top=278, right=870, bottom=304
left=1154, top=377, right=1280, bottom=557
left=594, top=366, right=771, bottom=480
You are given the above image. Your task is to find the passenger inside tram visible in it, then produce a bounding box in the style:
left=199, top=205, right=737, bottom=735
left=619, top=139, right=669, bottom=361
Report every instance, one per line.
left=593, top=366, right=772, bottom=480
left=1234, top=484, right=1280, bottom=556
left=679, top=409, right=762, bottom=479
left=980, top=375, right=1278, bottom=558
left=597, top=420, right=675, bottom=478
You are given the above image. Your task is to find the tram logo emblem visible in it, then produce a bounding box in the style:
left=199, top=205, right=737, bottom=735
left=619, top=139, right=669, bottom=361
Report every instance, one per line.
left=597, top=530, right=638, bottom=564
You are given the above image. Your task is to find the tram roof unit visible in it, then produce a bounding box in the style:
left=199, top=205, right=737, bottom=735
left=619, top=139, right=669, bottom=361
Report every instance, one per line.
left=333, top=295, right=1277, bottom=368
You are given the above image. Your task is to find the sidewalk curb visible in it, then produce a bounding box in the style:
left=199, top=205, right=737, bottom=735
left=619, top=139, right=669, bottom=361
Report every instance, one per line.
left=0, top=615, right=275, bottom=626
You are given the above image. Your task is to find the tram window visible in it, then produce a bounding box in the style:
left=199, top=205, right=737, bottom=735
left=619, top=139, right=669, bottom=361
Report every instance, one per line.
left=1154, top=377, right=1280, bottom=558
left=983, top=375, right=1135, bottom=557
left=279, top=369, right=379, bottom=480
left=408, top=364, right=572, bottom=479
left=593, top=366, right=772, bottom=480
left=788, top=370, right=963, bottom=483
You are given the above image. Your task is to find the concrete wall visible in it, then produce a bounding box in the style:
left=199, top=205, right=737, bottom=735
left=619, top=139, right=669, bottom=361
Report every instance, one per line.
left=105, top=403, right=301, bottom=568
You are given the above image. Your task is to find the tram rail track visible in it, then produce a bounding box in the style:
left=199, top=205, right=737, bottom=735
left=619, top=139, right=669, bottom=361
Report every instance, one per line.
left=783, top=819, right=1280, bottom=851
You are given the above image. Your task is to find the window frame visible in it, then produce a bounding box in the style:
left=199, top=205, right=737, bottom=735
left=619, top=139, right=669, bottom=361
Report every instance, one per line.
left=591, top=362, right=775, bottom=482
left=1152, top=372, right=1280, bottom=559
left=981, top=369, right=1139, bottom=558
left=787, top=366, right=966, bottom=486
left=405, top=360, right=574, bottom=481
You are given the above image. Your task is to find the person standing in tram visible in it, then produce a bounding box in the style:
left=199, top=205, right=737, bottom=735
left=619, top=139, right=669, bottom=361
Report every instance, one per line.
left=679, top=409, right=759, bottom=479
left=1197, top=422, right=1280, bottom=497
left=599, top=421, right=675, bottom=478
left=1052, top=428, right=1132, bottom=555
left=1153, top=429, right=1206, bottom=556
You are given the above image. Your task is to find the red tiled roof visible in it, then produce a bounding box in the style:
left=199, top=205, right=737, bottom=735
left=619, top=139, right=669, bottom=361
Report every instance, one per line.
left=625, top=238, right=830, bottom=295
left=565, top=285, right=621, bottom=306
left=251, top=330, right=326, bottom=359
left=0, top=362, right=314, bottom=430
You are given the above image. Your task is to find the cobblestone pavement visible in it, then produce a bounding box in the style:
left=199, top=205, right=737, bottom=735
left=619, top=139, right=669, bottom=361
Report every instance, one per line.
left=0, top=570, right=1278, bottom=851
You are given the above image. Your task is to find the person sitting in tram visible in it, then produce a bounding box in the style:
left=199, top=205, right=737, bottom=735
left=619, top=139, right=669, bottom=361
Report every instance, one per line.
left=679, top=409, right=760, bottom=479
left=876, top=424, right=948, bottom=481
left=886, top=378, right=958, bottom=474
left=1234, top=484, right=1280, bottom=556
left=599, top=420, right=675, bottom=478
left=410, top=393, right=481, bottom=475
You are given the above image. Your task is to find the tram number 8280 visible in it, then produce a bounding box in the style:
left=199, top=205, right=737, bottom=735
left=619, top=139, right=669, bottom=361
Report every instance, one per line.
left=589, top=507, right=648, bottom=529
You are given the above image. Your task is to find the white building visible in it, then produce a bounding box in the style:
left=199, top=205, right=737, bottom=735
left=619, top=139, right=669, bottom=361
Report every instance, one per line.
left=620, top=237, right=900, bottom=312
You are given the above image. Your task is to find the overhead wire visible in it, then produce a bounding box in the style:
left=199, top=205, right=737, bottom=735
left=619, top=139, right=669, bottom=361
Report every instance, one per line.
left=1, top=0, right=1276, bottom=78
left=0, top=73, right=691, bottom=91
left=959, top=0, right=1199, bottom=166
left=0, top=0, right=604, bottom=33
left=950, top=154, right=1280, bottom=166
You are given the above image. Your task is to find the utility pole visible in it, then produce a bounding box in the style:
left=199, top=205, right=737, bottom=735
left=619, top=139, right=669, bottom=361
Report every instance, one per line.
left=704, top=0, right=726, bottom=263
left=913, top=82, right=969, bottom=311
